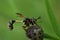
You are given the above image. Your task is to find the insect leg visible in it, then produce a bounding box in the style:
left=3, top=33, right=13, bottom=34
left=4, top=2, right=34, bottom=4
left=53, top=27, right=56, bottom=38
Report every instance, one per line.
left=22, top=25, right=27, bottom=31
left=15, top=20, right=23, bottom=23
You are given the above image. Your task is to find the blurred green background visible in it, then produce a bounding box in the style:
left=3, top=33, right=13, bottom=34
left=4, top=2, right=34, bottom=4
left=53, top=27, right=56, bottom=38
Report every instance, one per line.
left=0, top=0, right=60, bottom=40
